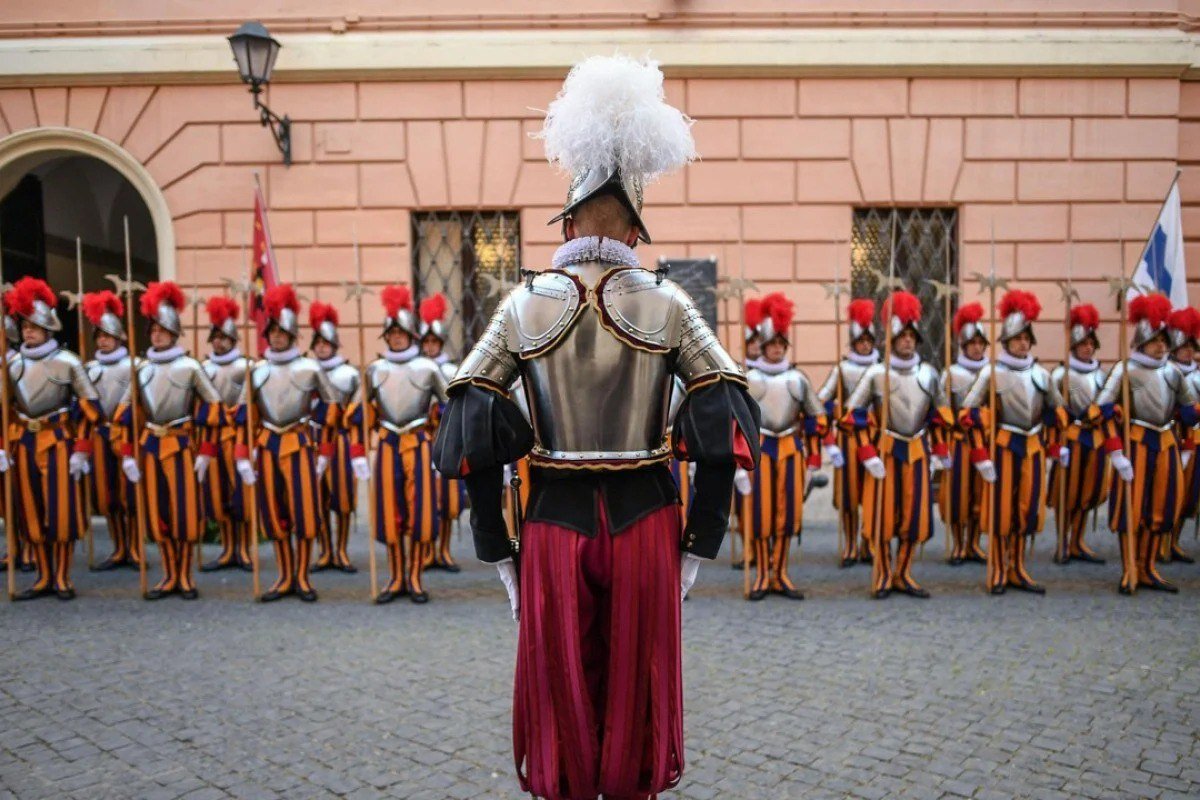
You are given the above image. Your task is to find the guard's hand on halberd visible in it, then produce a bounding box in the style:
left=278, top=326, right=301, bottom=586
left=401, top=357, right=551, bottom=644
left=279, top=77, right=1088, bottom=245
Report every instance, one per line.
left=1058, top=448, right=1070, bottom=468
left=823, top=444, right=845, bottom=469
left=351, top=456, right=371, bottom=481
left=1110, top=451, right=1134, bottom=483
left=863, top=456, right=886, bottom=480
left=194, top=454, right=211, bottom=483
left=236, top=459, right=257, bottom=486
left=733, top=468, right=752, bottom=496
left=68, top=452, right=91, bottom=480
left=973, top=459, right=997, bottom=484
left=681, top=553, right=702, bottom=602
left=0, top=449, right=10, bottom=473
left=121, top=456, right=141, bottom=484
left=315, top=454, right=329, bottom=478
left=496, top=558, right=520, bottom=622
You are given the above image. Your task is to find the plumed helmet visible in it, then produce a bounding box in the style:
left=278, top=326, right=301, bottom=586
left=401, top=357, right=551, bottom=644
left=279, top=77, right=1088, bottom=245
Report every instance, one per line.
left=998, top=289, right=1041, bottom=345
left=1129, top=294, right=1172, bottom=350
left=308, top=301, right=340, bottom=349
left=881, top=291, right=922, bottom=342
left=263, top=284, right=300, bottom=340
left=744, top=297, right=764, bottom=343
left=205, top=295, right=240, bottom=343
left=418, top=293, right=449, bottom=342
left=847, top=298, right=876, bottom=344
left=540, top=55, right=696, bottom=245
left=139, top=281, right=186, bottom=337
left=953, top=302, right=987, bottom=347
left=753, top=292, right=794, bottom=345
left=9, top=277, right=61, bottom=333
left=82, top=290, right=126, bottom=341
left=1167, top=307, right=1200, bottom=352
left=1069, top=304, right=1101, bottom=349
left=380, top=285, right=417, bottom=338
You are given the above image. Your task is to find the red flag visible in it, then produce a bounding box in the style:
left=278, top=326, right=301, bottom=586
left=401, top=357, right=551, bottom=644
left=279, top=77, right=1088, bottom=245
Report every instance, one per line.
left=250, top=185, right=280, bottom=356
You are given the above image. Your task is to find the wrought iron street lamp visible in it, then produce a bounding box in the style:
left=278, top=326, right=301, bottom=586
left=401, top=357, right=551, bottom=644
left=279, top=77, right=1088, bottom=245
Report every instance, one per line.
left=228, top=21, right=291, bottom=165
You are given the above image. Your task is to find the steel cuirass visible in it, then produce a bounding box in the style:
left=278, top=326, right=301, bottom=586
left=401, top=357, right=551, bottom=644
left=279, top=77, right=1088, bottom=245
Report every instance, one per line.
left=252, top=354, right=339, bottom=430
left=746, top=366, right=822, bottom=437
left=816, top=356, right=876, bottom=406
left=1098, top=360, right=1195, bottom=430
left=961, top=362, right=1061, bottom=434
left=134, top=355, right=222, bottom=426
left=365, top=356, right=448, bottom=432
left=941, top=362, right=984, bottom=415
left=9, top=347, right=98, bottom=419
left=322, top=362, right=360, bottom=405
left=845, top=360, right=943, bottom=439
left=203, top=356, right=250, bottom=408
left=1050, top=363, right=1106, bottom=421
left=87, top=357, right=133, bottom=420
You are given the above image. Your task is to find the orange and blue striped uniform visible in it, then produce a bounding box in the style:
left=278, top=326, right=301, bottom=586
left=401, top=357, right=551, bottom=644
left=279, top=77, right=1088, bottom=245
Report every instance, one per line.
left=937, top=416, right=987, bottom=553
left=1047, top=403, right=1109, bottom=561
left=311, top=392, right=357, bottom=572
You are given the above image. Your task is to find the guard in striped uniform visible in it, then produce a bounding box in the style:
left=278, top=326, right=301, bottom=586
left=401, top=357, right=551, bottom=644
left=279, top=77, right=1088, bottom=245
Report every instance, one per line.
left=817, top=298, right=878, bottom=568
left=1048, top=304, right=1108, bottom=565
left=239, top=285, right=342, bottom=603
left=351, top=285, right=448, bottom=605
left=0, top=307, right=30, bottom=573
left=309, top=301, right=359, bottom=574
left=1094, top=294, right=1198, bottom=594
left=199, top=296, right=253, bottom=572
left=116, top=282, right=225, bottom=600
left=418, top=293, right=462, bottom=573
left=82, top=290, right=137, bottom=572
left=0, top=277, right=100, bottom=601
left=736, top=293, right=832, bottom=600
left=1165, top=306, right=1200, bottom=564
left=937, top=302, right=989, bottom=566
left=843, top=291, right=950, bottom=599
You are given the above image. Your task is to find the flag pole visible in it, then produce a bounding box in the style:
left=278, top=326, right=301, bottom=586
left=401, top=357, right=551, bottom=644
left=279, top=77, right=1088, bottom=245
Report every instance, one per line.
left=353, top=229, right=379, bottom=601
left=120, top=217, right=150, bottom=598
left=241, top=244, right=261, bottom=600
left=1056, top=244, right=1075, bottom=563
left=871, top=214, right=898, bottom=597
left=75, top=236, right=95, bottom=570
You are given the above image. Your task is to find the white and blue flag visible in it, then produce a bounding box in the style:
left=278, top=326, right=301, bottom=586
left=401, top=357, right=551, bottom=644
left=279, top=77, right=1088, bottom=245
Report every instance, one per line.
left=1129, top=177, right=1187, bottom=308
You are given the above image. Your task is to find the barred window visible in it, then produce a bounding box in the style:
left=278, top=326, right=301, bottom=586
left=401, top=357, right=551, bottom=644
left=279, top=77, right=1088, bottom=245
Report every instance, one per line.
left=411, top=211, right=521, bottom=358
left=850, top=208, right=958, bottom=370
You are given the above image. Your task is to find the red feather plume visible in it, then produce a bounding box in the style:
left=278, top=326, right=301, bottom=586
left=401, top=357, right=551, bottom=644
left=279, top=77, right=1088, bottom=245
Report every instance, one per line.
left=206, top=295, right=240, bottom=328
left=847, top=298, right=875, bottom=328
left=953, top=302, right=984, bottom=335
left=420, top=293, right=448, bottom=325
left=8, top=276, right=56, bottom=318
left=139, top=281, right=185, bottom=319
left=744, top=297, right=764, bottom=329
left=309, top=301, right=338, bottom=329
left=263, top=284, right=300, bottom=319
left=1129, top=294, right=1172, bottom=328
left=381, top=285, right=412, bottom=318
left=760, top=292, right=794, bottom=335
left=82, top=290, right=123, bottom=326
left=1169, top=307, right=1200, bottom=340
left=883, top=291, right=922, bottom=325
left=1069, top=303, right=1100, bottom=330
left=998, top=289, right=1041, bottom=323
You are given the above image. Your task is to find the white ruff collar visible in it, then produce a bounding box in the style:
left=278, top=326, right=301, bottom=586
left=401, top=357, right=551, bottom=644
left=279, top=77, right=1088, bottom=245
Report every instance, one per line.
left=956, top=353, right=987, bottom=371
left=1174, top=359, right=1196, bottom=375
left=265, top=346, right=300, bottom=364
left=999, top=352, right=1033, bottom=370
left=384, top=344, right=419, bottom=364
left=209, top=347, right=242, bottom=366
left=746, top=357, right=790, bottom=375
left=890, top=353, right=919, bottom=370
left=1069, top=355, right=1100, bottom=373
left=146, top=345, right=184, bottom=364
left=20, top=340, right=58, bottom=360
left=433, top=352, right=451, bottom=365
left=846, top=350, right=879, bottom=366
left=95, top=346, right=128, bottom=365
left=318, top=354, right=345, bottom=370
left=1131, top=350, right=1167, bottom=369
left=551, top=236, right=640, bottom=269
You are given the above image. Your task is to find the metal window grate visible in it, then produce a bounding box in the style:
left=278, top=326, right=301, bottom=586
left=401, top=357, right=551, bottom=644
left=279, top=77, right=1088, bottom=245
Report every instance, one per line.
left=411, top=210, right=521, bottom=358
left=851, top=207, right=958, bottom=370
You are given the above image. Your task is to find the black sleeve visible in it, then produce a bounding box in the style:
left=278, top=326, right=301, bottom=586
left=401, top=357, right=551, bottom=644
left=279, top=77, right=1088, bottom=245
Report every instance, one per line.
left=673, top=378, right=761, bottom=559
left=432, top=383, right=534, bottom=563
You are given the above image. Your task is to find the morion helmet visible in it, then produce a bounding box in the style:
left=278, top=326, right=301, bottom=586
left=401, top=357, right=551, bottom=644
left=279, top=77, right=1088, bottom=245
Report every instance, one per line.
left=9, top=277, right=61, bottom=333
left=953, top=302, right=987, bottom=347
left=381, top=285, right=417, bottom=339
left=263, top=284, right=300, bottom=340
left=881, top=291, right=922, bottom=342
left=309, top=301, right=340, bottom=349
left=751, top=292, right=794, bottom=345
left=1129, top=294, right=1172, bottom=350
left=847, top=298, right=876, bottom=344
left=419, top=293, right=449, bottom=343
left=1167, top=306, right=1200, bottom=352
left=82, top=290, right=126, bottom=341
left=139, top=281, right=186, bottom=337
left=1069, top=303, right=1101, bottom=349
left=206, top=295, right=240, bottom=343
left=998, top=289, right=1041, bottom=345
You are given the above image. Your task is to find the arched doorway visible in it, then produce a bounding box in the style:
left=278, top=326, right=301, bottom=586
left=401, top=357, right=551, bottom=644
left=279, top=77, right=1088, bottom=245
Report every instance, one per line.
left=0, top=128, right=173, bottom=353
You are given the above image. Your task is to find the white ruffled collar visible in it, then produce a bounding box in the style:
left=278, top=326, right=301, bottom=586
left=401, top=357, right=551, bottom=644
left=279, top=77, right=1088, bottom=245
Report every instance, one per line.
left=846, top=350, right=879, bottom=366
left=433, top=352, right=451, bottom=366
left=146, top=345, right=185, bottom=364
left=265, top=346, right=300, bottom=365
left=746, top=356, right=791, bottom=375
left=95, top=346, right=128, bottom=365
left=20, top=340, right=58, bottom=360
left=1131, top=350, right=1167, bottom=369
left=956, top=353, right=987, bottom=371
left=318, top=354, right=346, bottom=370
left=998, top=351, right=1033, bottom=370
left=1174, top=358, right=1196, bottom=375
left=890, top=353, right=919, bottom=370
left=551, top=236, right=640, bottom=269
left=1069, top=355, right=1100, bottom=373
left=209, top=347, right=242, bottom=366
left=383, top=344, right=419, bottom=364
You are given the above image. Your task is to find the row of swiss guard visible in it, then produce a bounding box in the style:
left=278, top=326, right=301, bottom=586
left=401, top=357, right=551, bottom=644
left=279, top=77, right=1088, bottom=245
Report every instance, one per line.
left=732, top=288, right=1200, bottom=599
left=0, top=275, right=470, bottom=604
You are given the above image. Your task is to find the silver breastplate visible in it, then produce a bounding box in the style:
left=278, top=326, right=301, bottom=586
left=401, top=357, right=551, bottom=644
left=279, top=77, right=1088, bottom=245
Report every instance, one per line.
left=1127, top=361, right=1181, bottom=429
left=10, top=350, right=87, bottom=418
left=838, top=359, right=873, bottom=397
left=946, top=363, right=981, bottom=413
left=254, top=357, right=321, bottom=428
left=995, top=364, right=1047, bottom=432
left=324, top=362, right=359, bottom=405
left=864, top=364, right=937, bottom=438
left=370, top=358, right=441, bottom=430
left=747, top=368, right=804, bottom=436
left=204, top=358, right=249, bottom=407
left=1052, top=364, right=1104, bottom=420
left=138, top=357, right=202, bottom=425
left=87, top=358, right=132, bottom=419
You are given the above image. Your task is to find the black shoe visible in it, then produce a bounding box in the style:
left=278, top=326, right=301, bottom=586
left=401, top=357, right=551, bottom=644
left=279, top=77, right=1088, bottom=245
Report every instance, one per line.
left=55, top=587, right=76, bottom=601
left=200, top=558, right=235, bottom=573
left=259, top=586, right=292, bottom=603
left=1118, top=583, right=1134, bottom=596
left=12, top=585, right=53, bottom=601
left=873, top=588, right=891, bottom=600
left=375, top=589, right=398, bottom=605
left=144, top=587, right=174, bottom=601
left=897, top=583, right=931, bottom=599
left=731, top=561, right=744, bottom=570
left=1052, top=553, right=1071, bottom=565
left=1009, top=579, right=1046, bottom=595
left=777, top=587, right=805, bottom=601
left=947, top=556, right=964, bottom=567
left=1140, top=577, right=1179, bottom=594
left=180, top=588, right=199, bottom=600
left=91, top=556, right=123, bottom=572
left=297, top=587, right=318, bottom=602
left=859, top=553, right=874, bottom=566
left=1073, top=552, right=1106, bottom=565
left=747, top=589, right=767, bottom=601
left=437, top=561, right=462, bottom=573
left=1171, top=549, right=1195, bottom=564
left=989, top=584, right=1007, bottom=595
left=410, top=591, right=429, bottom=604
left=236, top=559, right=254, bottom=572
left=336, top=561, right=358, bottom=574
left=839, top=557, right=856, bottom=569
left=311, top=560, right=333, bottom=573
left=967, top=553, right=987, bottom=564
left=17, top=561, right=35, bottom=573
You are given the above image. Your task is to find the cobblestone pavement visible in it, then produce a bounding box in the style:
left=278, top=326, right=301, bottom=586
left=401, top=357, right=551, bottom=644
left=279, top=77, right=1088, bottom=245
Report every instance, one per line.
left=1, top=499, right=1199, bottom=799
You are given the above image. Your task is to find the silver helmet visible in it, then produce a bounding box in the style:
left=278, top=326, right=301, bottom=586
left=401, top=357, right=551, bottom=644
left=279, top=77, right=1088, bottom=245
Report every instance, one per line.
left=418, top=293, right=449, bottom=343
left=263, top=284, right=301, bottom=340
left=82, top=290, right=127, bottom=341
left=847, top=299, right=876, bottom=345
left=3, top=314, right=18, bottom=345
left=549, top=169, right=649, bottom=244
left=381, top=285, right=418, bottom=339
left=1068, top=304, right=1101, bottom=349
left=140, top=281, right=185, bottom=336
left=953, top=302, right=987, bottom=347
left=1129, top=294, right=1171, bottom=350
left=998, top=290, right=1040, bottom=345
left=308, top=301, right=340, bottom=349
left=1167, top=307, right=1200, bottom=351
left=10, top=277, right=62, bottom=333
left=205, top=296, right=240, bottom=343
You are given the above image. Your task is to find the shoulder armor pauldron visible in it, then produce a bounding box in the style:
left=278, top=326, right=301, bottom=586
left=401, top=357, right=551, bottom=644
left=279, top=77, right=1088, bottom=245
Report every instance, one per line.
left=506, top=270, right=585, bottom=359
left=597, top=268, right=680, bottom=354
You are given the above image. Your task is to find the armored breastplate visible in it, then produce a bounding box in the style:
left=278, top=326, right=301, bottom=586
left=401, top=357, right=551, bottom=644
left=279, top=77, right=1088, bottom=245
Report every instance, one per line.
left=87, top=358, right=133, bottom=419
left=137, top=357, right=202, bottom=424
left=11, top=349, right=84, bottom=418
left=994, top=363, right=1047, bottom=432
left=946, top=363, right=981, bottom=413
left=838, top=359, right=872, bottom=398
left=1185, top=370, right=1200, bottom=422
left=370, top=357, right=442, bottom=429
left=747, top=368, right=803, bottom=436
left=1051, top=364, right=1104, bottom=420
left=253, top=357, right=321, bottom=428
left=1128, top=361, right=1180, bottom=429
left=324, top=362, right=359, bottom=405
left=862, top=363, right=938, bottom=438
left=204, top=357, right=249, bottom=407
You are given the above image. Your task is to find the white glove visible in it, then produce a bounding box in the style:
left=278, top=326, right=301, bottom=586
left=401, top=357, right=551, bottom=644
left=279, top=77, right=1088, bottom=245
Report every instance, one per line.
left=823, top=444, right=845, bottom=468
left=351, top=456, right=371, bottom=482
left=496, top=559, right=520, bottom=622
left=974, top=459, right=997, bottom=484
left=236, top=459, right=257, bottom=486
left=315, top=454, right=329, bottom=478
left=687, top=461, right=696, bottom=482
left=1110, top=451, right=1134, bottom=483
left=681, top=553, right=702, bottom=601
left=734, top=468, right=752, bottom=496
left=194, top=454, right=211, bottom=483
left=0, top=449, right=9, bottom=473
left=930, top=456, right=946, bottom=473
left=68, top=452, right=91, bottom=480
left=1183, top=450, right=1194, bottom=469
left=1058, top=448, right=1070, bottom=468
left=863, top=456, right=886, bottom=480
left=938, top=455, right=954, bottom=471
left=122, top=456, right=141, bottom=484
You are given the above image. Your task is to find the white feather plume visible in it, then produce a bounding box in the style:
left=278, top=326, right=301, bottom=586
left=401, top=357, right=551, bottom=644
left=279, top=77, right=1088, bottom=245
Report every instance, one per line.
left=537, top=54, right=696, bottom=183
